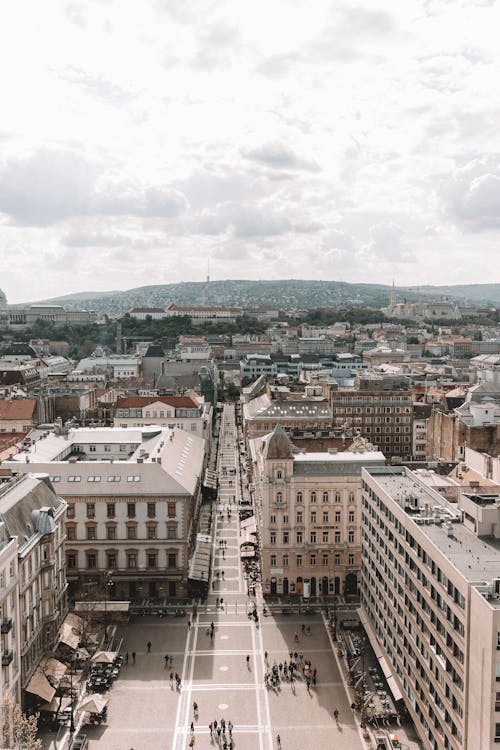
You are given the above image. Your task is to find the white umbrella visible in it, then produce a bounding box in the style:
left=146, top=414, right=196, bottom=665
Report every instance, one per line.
left=79, top=695, right=108, bottom=714
left=90, top=651, right=117, bottom=664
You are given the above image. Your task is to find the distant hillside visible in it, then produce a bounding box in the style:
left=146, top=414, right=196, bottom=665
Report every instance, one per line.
left=26, top=279, right=500, bottom=315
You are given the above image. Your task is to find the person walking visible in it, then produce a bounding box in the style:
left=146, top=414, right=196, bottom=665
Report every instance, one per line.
left=209, top=722, right=213, bottom=737
left=132, top=651, right=136, bottom=664
left=125, top=652, right=129, bottom=664
left=188, top=619, right=192, bottom=631
left=246, top=654, right=250, bottom=669
left=164, top=654, right=169, bottom=668
left=264, top=650, right=268, bottom=664
left=146, top=641, right=152, bottom=653
left=276, top=733, right=281, bottom=749
left=190, top=721, right=194, bottom=733
left=169, top=671, right=174, bottom=687
left=334, top=708, right=339, bottom=724
left=193, top=701, right=198, bottom=716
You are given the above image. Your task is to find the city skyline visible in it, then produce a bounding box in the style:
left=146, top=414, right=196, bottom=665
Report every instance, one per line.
left=2, top=0, right=500, bottom=302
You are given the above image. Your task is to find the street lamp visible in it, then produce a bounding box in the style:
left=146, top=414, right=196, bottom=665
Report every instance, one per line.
left=69, top=653, right=76, bottom=735
left=104, top=571, right=114, bottom=642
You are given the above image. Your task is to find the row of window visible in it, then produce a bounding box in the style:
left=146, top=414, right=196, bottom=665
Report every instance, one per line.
left=56, top=475, right=142, bottom=483
left=67, top=524, right=177, bottom=541
left=67, top=502, right=177, bottom=519
left=270, top=511, right=356, bottom=524
left=270, top=552, right=356, bottom=567
left=67, top=550, right=178, bottom=570
left=270, top=529, right=355, bottom=544
left=276, top=491, right=356, bottom=504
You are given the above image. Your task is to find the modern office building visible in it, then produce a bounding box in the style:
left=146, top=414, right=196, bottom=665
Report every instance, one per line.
left=361, top=465, right=500, bottom=750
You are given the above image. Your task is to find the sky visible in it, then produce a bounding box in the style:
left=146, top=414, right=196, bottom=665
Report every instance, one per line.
left=1, top=0, right=500, bottom=303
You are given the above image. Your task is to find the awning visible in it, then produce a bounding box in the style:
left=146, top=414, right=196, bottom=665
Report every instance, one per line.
left=378, top=655, right=393, bottom=681
left=26, top=658, right=68, bottom=702
left=90, top=651, right=117, bottom=664
left=59, top=612, right=85, bottom=649
left=240, top=516, right=256, bottom=534
left=357, top=607, right=384, bottom=660
left=79, top=695, right=108, bottom=714
left=241, top=548, right=256, bottom=559
left=386, top=675, right=403, bottom=703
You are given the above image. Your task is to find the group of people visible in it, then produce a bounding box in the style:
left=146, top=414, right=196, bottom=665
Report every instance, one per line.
left=208, top=716, right=234, bottom=748
left=263, top=651, right=318, bottom=694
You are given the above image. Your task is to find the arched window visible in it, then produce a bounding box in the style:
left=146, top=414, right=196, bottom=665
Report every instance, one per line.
left=296, top=492, right=303, bottom=504
left=310, top=492, right=317, bottom=503
left=276, top=491, right=282, bottom=503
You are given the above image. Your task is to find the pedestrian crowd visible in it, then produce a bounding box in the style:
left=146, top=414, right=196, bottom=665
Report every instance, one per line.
left=263, top=650, right=318, bottom=694
left=207, top=716, right=235, bottom=748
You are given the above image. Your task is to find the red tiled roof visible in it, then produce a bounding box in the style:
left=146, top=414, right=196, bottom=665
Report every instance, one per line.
left=0, top=399, right=37, bottom=421
left=116, top=395, right=198, bottom=409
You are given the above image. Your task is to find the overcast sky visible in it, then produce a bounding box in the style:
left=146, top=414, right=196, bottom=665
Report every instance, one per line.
left=1, top=0, right=500, bottom=303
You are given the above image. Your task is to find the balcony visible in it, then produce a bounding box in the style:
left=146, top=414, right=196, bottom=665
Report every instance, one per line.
left=1, top=619, right=12, bottom=634
left=41, top=557, right=55, bottom=569
left=2, top=650, right=13, bottom=667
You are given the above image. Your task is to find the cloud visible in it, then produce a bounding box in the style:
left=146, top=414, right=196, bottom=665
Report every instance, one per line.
left=364, top=222, right=415, bottom=262
left=442, top=155, right=500, bottom=230
left=0, top=149, right=187, bottom=226
left=59, top=66, right=135, bottom=106
left=321, top=229, right=356, bottom=252
left=190, top=23, right=242, bottom=70
left=242, top=142, right=319, bottom=172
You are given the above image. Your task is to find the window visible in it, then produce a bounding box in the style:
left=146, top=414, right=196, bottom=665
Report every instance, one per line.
left=68, top=476, right=81, bottom=482
left=348, top=530, right=355, bottom=543
left=335, top=553, right=341, bottom=565
left=168, top=553, right=177, bottom=568
left=107, top=475, right=121, bottom=482
left=270, top=531, right=276, bottom=544
left=127, top=503, right=136, bottom=518
left=168, top=502, right=176, bottom=517
left=67, top=526, right=76, bottom=541
left=283, top=514, right=288, bottom=524
left=282, top=532, right=289, bottom=544
left=348, top=554, right=355, bottom=565
left=310, top=553, right=316, bottom=566
left=67, top=553, right=77, bottom=569
left=87, top=504, right=95, bottom=519
left=311, top=511, right=317, bottom=523
left=127, top=554, right=137, bottom=569
left=87, top=475, right=101, bottom=482
left=335, top=511, right=341, bottom=523
left=147, top=526, right=157, bottom=540
left=107, top=526, right=116, bottom=540
left=127, top=526, right=136, bottom=540
left=270, top=554, right=277, bottom=567
left=276, top=492, right=283, bottom=503
left=147, top=503, right=156, bottom=518
left=296, top=554, right=302, bottom=567
left=310, top=492, right=317, bottom=503
left=322, top=531, right=329, bottom=543
left=127, top=475, right=141, bottom=482
left=107, top=503, right=115, bottom=518
left=276, top=470, right=282, bottom=479
left=322, top=511, right=329, bottom=523
left=334, top=532, right=341, bottom=543
left=296, top=531, right=303, bottom=544
left=67, top=504, right=75, bottom=519
left=50, top=475, right=60, bottom=483
left=147, top=553, right=157, bottom=568
left=296, top=492, right=303, bottom=504
left=335, top=492, right=341, bottom=503
left=296, top=511, right=302, bottom=524
left=107, top=554, right=117, bottom=569
left=167, top=525, right=176, bottom=540
left=348, top=511, right=355, bottom=523
left=87, top=553, right=96, bottom=569
left=310, top=531, right=316, bottom=543
left=270, top=514, right=277, bottom=524
left=283, top=554, right=289, bottom=567
left=322, top=492, right=329, bottom=503
left=348, top=492, right=355, bottom=503
left=87, top=527, right=96, bottom=541
left=322, top=553, right=328, bottom=566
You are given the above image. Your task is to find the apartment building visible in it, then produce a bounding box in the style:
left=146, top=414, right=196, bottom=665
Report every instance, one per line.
left=244, top=392, right=332, bottom=441
left=7, top=426, right=206, bottom=601
left=113, top=394, right=212, bottom=440
left=329, top=374, right=413, bottom=459
left=361, top=465, right=500, bottom=750
left=0, top=474, right=67, bottom=708
left=250, top=427, right=385, bottom=598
